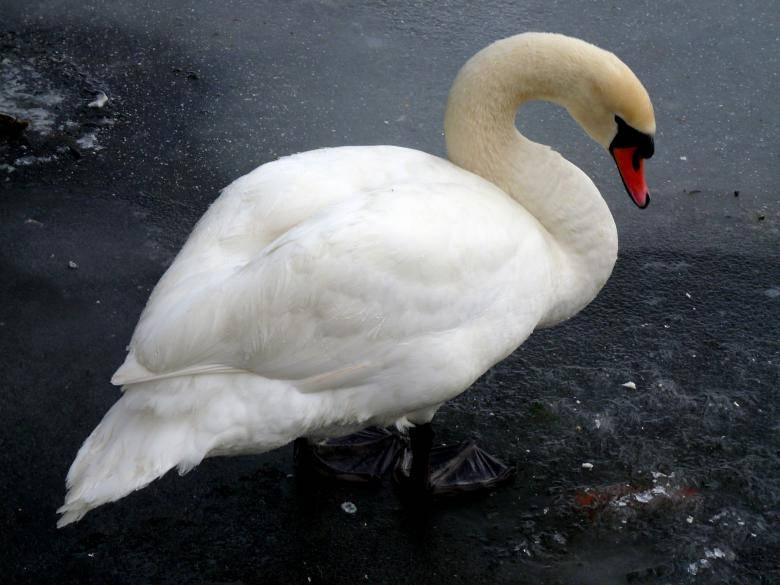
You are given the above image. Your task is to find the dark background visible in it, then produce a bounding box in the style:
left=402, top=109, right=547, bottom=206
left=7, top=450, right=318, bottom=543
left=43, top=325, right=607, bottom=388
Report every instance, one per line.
left=1, top=1, right=778, bottom=583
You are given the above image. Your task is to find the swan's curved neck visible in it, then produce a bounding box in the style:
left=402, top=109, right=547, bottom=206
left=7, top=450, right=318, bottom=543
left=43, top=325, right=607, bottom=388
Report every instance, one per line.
left=444, top=33, right=618, bottom=325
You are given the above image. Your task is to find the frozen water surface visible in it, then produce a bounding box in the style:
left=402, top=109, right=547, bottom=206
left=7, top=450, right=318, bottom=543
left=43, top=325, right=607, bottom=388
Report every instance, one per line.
left=0, top=1, right=777, bottom=584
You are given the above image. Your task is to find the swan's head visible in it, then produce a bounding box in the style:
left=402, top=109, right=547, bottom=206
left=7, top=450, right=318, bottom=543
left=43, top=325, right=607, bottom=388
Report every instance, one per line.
left=566, top=46, right=656, bottom=208
left=446, top=33, right=657, bottom=208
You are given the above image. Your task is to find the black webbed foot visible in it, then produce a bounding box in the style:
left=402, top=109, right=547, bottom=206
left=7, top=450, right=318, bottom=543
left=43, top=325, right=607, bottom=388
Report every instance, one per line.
left=294, top=426, right=405, bottom=482
left=393, top=440, right=514, bottom=496
left=294, top=424, right=514, bottom=497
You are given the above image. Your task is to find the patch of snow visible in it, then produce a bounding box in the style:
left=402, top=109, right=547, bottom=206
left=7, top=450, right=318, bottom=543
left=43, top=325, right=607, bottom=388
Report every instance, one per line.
left=687, top=559, right=709, bottom=575
left=709, top=511, right=728, bottom=524
left=76, top=132, right=102, bottom=150
left=651, top=485, right=669, bottom=497
left=686, top=545, right=735, bottom=577
left=622, top=381, right=636, bottom=390
left=634, top=490, right=654, bottom=504
left=88, top=91, right=108, bottom=108
left=14, top=155, right=57, bottom=166
left=705, top=548, right=726, bottom=559
left=0, top=61, right=64, bottom=135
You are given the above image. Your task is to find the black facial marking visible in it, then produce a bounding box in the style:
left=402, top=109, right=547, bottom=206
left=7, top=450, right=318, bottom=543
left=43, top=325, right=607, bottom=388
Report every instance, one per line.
left=609, top=115, right=654, bottom=161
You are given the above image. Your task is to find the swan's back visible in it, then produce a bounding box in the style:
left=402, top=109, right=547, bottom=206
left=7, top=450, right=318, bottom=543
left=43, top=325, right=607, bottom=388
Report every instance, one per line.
left=135, top=147, right=492, bottom=309
left=120, top=146, right=537, bottom=376
left=116, top=145, right=553, bottom=386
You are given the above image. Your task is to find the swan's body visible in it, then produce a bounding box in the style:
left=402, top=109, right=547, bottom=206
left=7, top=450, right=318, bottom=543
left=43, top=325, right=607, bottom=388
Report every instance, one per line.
left=59, top=32, right=655, bottom=526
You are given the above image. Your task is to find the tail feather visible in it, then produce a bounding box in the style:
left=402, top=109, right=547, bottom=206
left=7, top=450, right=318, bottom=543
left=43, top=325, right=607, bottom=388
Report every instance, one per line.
left=57, top=394, right=206, bottom=528
left=57, top=374, right=308, bottom=527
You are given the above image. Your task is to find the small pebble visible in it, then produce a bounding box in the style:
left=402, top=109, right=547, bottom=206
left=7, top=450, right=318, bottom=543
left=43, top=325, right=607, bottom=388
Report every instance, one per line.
left=68, top=260, right=78, bottom=269
left=341, top=501, right=357, bottom=514
left=622, top=381, right=637, bottom=390
left=581, top=462, right=594, bottom=470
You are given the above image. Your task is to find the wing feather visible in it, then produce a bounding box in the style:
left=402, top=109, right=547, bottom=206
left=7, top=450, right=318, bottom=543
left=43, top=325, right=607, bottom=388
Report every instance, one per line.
left=115, top=173, right=549, bottom=390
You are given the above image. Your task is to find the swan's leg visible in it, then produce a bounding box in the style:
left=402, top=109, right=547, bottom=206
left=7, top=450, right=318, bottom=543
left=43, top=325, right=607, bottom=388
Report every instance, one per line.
left=294, top=427, right=405, bottom=482
left=393, top=424, right=514, bottom=496
left=407, top=422, right=434, bottom=491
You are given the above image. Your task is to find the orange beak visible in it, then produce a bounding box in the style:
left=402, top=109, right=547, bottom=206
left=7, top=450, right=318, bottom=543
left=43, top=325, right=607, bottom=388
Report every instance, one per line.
left=612, top=146, right=650, bottom=209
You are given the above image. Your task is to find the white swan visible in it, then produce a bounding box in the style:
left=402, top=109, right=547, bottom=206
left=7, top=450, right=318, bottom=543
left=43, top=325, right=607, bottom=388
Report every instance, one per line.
left=58, top=32, right=655, bottom=526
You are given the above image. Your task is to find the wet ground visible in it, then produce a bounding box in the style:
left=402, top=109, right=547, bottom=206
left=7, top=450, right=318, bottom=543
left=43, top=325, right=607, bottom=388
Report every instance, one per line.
left=1, top=1, right=778, bottom=584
